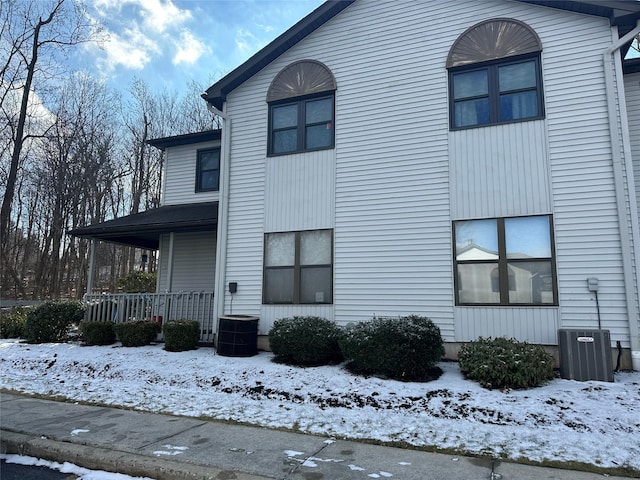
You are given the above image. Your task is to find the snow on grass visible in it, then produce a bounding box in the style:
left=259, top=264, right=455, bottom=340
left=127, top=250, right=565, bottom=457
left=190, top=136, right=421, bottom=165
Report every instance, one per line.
left=1, top=339, right=639, bottom=472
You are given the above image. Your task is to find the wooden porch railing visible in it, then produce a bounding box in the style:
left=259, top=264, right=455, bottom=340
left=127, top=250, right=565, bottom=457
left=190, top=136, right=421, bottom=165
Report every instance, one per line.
left=82, top=292, right=216, bottom=342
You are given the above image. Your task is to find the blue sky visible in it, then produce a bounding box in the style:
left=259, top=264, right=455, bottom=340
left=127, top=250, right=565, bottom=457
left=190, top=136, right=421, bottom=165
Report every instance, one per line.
left=79, top=0, right=325, bottom=95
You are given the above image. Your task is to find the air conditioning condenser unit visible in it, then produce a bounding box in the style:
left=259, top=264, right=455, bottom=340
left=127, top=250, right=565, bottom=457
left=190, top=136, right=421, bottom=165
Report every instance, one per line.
left=558, top=329, right=613, bottom=382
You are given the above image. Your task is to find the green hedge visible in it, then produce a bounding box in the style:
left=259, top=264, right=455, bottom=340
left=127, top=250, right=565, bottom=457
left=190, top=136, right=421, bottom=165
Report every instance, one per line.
left=163, top=320, right=200, bottom=352
left=0, top=307, right=28, bottom=339
left=458, top=337, right=555, bottom=389
left=339, top=315, right=444, bottom=381
left=80, top=321, right=116, bottom=345
left=269, top=316, right=343, bottom=366
left=24, top=301, right=85, bottom=344
left=114, top=320, right=160, bottom=347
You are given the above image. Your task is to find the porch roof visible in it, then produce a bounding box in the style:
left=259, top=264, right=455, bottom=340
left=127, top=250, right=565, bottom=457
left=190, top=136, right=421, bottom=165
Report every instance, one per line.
left=68, top=202, right=218, bottom=249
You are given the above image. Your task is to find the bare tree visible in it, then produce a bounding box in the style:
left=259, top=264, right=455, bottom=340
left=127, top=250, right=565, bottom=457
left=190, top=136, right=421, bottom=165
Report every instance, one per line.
left=0, top=0, right=96, bottom=287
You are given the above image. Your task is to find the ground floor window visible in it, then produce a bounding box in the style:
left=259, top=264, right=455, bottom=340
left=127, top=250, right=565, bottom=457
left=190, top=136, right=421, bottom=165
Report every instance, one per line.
left=453, top=215, right=557, bottom=306
left=263, top=229, right=333, bottom=304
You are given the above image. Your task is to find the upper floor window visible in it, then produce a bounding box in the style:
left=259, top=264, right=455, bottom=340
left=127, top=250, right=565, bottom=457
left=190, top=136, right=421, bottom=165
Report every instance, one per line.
left=267, top=60, right=336, bottom=156
left=196, top=148, right=220, bottom=192
left=447, top=19, right=544, bottom=129
left=453, top=215, right=557, bottom=306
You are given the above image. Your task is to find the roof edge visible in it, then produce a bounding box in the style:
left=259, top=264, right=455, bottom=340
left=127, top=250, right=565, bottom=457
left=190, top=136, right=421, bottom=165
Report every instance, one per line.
left=202, top=0, right=356, bottom=110
left=147, top=130, right=221, bottom=150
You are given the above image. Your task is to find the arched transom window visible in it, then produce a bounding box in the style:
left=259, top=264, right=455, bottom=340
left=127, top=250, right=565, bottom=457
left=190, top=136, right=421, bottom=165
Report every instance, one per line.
left=267, top=60, right=336, bottom=155
left=447, top=19, right=544, bottom=129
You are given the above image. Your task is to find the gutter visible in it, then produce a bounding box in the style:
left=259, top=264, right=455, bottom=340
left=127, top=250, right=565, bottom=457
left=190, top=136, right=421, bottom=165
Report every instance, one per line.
left=206, top=102, right=232, bottom=343
left=603, top=20, right=640, bottom=352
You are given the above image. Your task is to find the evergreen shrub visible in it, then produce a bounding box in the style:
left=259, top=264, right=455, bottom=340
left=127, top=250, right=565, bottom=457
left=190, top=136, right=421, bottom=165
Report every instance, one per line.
left=0, top=307, right=28, bottom=339
left=269, top=316, right=343, bottom=366
left=24, top=300, right=85, bottom=344
left=114, top=320, right=160, bottom=347
left=80, top=321, right=116, bottom=345
left=117, top=271, right=157, bottom=293
left=458, top=337, right=554, bottom=389
left=163, top=320, right=200, bottom=352
left=339, top=315, right=444, bottom=381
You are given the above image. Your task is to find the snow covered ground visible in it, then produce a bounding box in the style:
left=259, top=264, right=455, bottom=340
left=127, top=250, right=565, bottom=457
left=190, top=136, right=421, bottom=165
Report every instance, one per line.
left=1, top=339, right=639, bottom=473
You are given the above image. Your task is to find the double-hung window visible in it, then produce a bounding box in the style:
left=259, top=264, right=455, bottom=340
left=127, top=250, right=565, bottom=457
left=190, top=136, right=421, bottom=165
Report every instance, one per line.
left=263, top=229, right=333, bottom=304
left=451, top=56, right=543, bottom=128
left=447, top=19, right=544, bottom=129
left=453, top=215, right=557, bottom=306
left=195, top=148, right=220, bottom=192
left=267, top=60, right=337, bottom=156
left=269, top=95, right=334, bottom=155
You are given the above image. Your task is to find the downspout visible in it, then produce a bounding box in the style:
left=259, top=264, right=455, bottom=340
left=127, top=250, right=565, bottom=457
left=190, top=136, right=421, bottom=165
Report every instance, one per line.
left=603, top=20, right=640, bottom=353
left=206, top=102, right=231, bottom=344
left=86, top=239, right=96, bottom=297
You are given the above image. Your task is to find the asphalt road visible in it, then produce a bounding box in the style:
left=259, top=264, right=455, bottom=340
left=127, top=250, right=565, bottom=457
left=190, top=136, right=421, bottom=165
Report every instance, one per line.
left=0, top=459, right=77, bottom=480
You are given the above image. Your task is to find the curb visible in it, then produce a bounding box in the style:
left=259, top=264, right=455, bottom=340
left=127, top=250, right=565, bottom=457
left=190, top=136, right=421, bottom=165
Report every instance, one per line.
left=1, top=430, right=273, bottom=480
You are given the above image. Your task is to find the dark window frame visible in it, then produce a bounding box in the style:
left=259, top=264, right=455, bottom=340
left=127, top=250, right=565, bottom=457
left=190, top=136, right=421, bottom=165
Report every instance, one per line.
left=267, top=92, right=335, bottom=157
left=453, top=215, right=558, bottom=307
left=195, top=148, right=220, bottom=193
left=262, top=228, right=334, bottom=305
left=449, top=53, right=544, bottom=130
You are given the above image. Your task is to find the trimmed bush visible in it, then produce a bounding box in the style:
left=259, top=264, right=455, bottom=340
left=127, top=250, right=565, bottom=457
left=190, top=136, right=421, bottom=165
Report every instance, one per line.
left=114, top=320, right=160, bottom=347
left=458, top=337, right=554, bottom=389
left=23, top=300, right=85, bottom=344
left=269, top=316, right=343, bottom=366
left=0, top=307, right=28, bottom=339
left=80, top=321, right=116, bottom=345
left=163, top=320, right=200, bottom=352
left=338, top=315, right=444, bottom=381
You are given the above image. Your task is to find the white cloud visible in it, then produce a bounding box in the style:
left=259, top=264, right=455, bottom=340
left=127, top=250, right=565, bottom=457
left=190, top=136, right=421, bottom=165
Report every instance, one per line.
left=172, top=30, right=207, bottom=66
left=235, top=28, right=259, bottom=54
left=99, top=27, right=159, bottom=71
left=136, top=0, right=192, bottom=33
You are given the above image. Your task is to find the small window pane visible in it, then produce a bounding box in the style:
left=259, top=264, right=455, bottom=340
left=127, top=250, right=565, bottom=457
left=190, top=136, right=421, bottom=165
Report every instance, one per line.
left=273, top=129, right=297, bottom=153
left=265, top=268, right=294, bottom=303
left=200, top=151, right=219, bottom=169
left=300, top=266, right=332, bottom=303
left=301, top=230, right=331, bottom=265
left=266, top=232, right=295, bottom=266
left=500, top=91, right=538, bottom=121
left=505, top=216, right=551, bottom=259
left=499, top=61, right=536, bottom=92
left=199, top=171, right=219, bottom=191
left=306, top=97, right=332, bottom=123
left=454, top=98, right=490, bottom=127
left=455, top=219, right=498, bottom=260
left=272, top=104, right=298, bottom=129
left=453, top=70, right=488, bottom=99
left=457, top=263, right=500, bottom=304
left=508, top=261, right=554, bottom=304
left=306, top=124, right=333, bottom=149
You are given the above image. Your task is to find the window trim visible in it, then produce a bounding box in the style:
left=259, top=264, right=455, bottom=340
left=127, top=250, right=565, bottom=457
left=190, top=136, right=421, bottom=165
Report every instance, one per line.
left=195, top=147, right=220, bottom=193
left=448, top=53, right=545, bottom=130
left=453, top=215, right=558, bottom=307
left=267, top=92, right=335, bottom=157
left=262, top=228, right=334, bottom=305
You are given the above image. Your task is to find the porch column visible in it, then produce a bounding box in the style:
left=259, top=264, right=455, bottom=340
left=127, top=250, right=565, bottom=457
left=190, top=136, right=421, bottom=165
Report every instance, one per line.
left=167, top=232, right=175, bottom=292
left=86, top=240, right=96, bottom=296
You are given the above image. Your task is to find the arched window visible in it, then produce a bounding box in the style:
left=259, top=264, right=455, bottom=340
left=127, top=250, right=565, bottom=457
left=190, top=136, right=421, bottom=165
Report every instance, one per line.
left=447, top=19, right=544, bottom=129
left=267, top=60, right=336, bottom=155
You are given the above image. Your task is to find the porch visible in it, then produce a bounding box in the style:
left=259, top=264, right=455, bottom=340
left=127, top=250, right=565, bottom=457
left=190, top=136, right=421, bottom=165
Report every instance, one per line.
left=83, top=291, right=216, bottom=343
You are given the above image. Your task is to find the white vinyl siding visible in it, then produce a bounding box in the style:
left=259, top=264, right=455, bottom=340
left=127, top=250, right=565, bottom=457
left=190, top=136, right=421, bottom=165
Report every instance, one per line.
left=220, top=0, right=633, bottom=344
left=162, top=141, right=221, bottom=206
left=625, top=71, right=640, bottom=222
left=157, top=232, right=216, bottom=292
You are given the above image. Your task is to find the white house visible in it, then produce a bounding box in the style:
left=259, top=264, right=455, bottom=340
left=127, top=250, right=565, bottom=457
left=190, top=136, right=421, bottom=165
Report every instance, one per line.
left=72, top=0, right=640, bottom=367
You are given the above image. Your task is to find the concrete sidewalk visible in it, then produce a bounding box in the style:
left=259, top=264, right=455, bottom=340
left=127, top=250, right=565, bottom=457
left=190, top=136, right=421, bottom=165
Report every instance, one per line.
left=0, top=392, right=626, bottom=480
